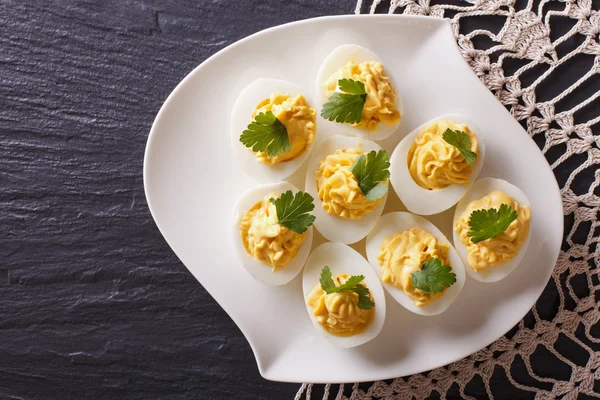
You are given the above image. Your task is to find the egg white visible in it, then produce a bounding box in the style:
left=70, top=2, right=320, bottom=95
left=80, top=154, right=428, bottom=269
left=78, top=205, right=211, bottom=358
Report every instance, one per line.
left=315, top=44, right=403, bottom=141
left=365, top=212, right=466, bottom=316
left=389, top=114, right=486, bottom=215
left=305, top=135, right=387, bottom=244
left=231, top=181, right=313, bottom=286
left=230, top=78, right=317, bottom=183
left=302, top=242, right=386, bottom=348
left=452, top=177, right=532, bottom=283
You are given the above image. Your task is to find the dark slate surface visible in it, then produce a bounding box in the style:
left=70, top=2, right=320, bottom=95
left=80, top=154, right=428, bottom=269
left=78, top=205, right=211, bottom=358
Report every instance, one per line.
left=0, top=1, right=352, bottom=399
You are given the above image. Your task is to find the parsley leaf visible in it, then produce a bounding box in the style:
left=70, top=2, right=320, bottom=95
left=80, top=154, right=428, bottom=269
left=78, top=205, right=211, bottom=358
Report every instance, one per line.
left=269, top=190, right=315, bottom=234
left=320, top=79, right=367, bottom=124
left=331, top=275, right=365, bottom=292
left=442, top=128, right=478, bottom=165
left=352, top=284, right=376, bottom=310
left=319, top=265, right=365, bottom=293
left=338, top=78, right=366, bottom=94
left=319, top=266, right=375, bottom=310
left=319, top=265, right=336, bottom=292
left=350, top=149, right=390, bottom=201
left=240, top=111, right=290, bottom=157
left=467, top=204, right=518, bottom=243
left=410, top=257, right=456, bottom=294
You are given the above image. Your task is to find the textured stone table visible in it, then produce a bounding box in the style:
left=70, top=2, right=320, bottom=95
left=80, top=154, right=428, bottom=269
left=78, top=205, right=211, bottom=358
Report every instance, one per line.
left=0, top=1, right=350, bottom=398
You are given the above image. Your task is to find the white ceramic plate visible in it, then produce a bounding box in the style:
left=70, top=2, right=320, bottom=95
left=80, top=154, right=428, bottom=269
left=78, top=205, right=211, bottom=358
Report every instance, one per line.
left=143, top=15, right=562, bottom=383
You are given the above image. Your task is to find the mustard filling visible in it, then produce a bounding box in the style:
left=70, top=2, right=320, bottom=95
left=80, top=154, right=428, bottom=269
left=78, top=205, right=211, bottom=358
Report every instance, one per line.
left=378, top=227, right=451, bottom=306
left=407, top=120, right=479, bottom=190
left=324, top=61, right=401, bottom=131
left=240, top=194, right=306, bottom=271
left=307, top=273, right=375, bottom=336
left=252, top=93, right=316, bottom=165
left=315, top=148, right=386, bottom=219
left=454, top=190, right=531, bottom=271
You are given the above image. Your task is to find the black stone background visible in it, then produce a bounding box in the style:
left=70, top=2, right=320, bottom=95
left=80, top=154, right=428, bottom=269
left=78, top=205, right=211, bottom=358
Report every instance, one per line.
left=1, top=1, right=596, bottom=399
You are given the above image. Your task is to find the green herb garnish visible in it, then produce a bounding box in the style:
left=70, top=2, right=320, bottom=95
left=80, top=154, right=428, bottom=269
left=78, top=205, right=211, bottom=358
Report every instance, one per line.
left=320, top=79, right=367, bottom=124
left=240, top=111, right=290, bottom=157
left=350, top=149, right=390, bottom=201
left=269, top=190, right=315, bottom=234
left=319, top=266, right=375, bottom=310
left=410, top=257, right=457, bottom=294
left=467, top=204, right=518, bottom=243
left=442, top=128, right=478, bottom=165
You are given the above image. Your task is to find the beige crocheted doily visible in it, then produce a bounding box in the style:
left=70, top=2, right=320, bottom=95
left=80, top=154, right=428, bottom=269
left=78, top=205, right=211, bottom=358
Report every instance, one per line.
left=297, top=0, right=600, bottom=398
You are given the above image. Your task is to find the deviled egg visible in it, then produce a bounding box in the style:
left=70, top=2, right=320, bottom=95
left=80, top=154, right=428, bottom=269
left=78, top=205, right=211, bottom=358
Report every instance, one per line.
left=230, top=78, right=317, bottom=182
left=305, top=135, right=388, bottom=244
left=232, top=181, right=315, bottom=286
left=389, top=114, right=486, bottom=215
left=315, top=44, right=403, bottom=140
left=302, top=242, right=386, bottom=348
left=366, top=212, right=466, bottom=316
left=453, top=178, right=532, bottom=283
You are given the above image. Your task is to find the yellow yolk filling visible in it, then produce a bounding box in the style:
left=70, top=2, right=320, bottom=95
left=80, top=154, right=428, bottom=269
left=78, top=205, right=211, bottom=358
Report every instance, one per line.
left=407, top=120, right=479, bottom=190
left=315, top=148, right=386, bottom=220
left=240, top=194, right=306, bottom=271
left=324, top=61, right=401, bottom=132
left=454, top=190, right=531, bottom=271
left=252, top=93, right=316, bottom=165
left=307, top=273, right=375, bottom=336
left=378, top=227, right=451, bottom=306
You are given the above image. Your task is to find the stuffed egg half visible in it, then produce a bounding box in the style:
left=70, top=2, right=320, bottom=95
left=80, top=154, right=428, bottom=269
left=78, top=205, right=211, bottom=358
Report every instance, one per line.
left=305, top=135, right=388, bottom=244
left=315, top=44, right=403, bottom=140
left=230, top=78, right=317, bottom=182
left=389, top=114, right=486, bottom=215
left=232, top=181, right=313, bottom=286
left=366, top=212, right=466, bottom=316
left=302, top=242, right=386, bottom=348
left=453, top=178, right=532, bottom=283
